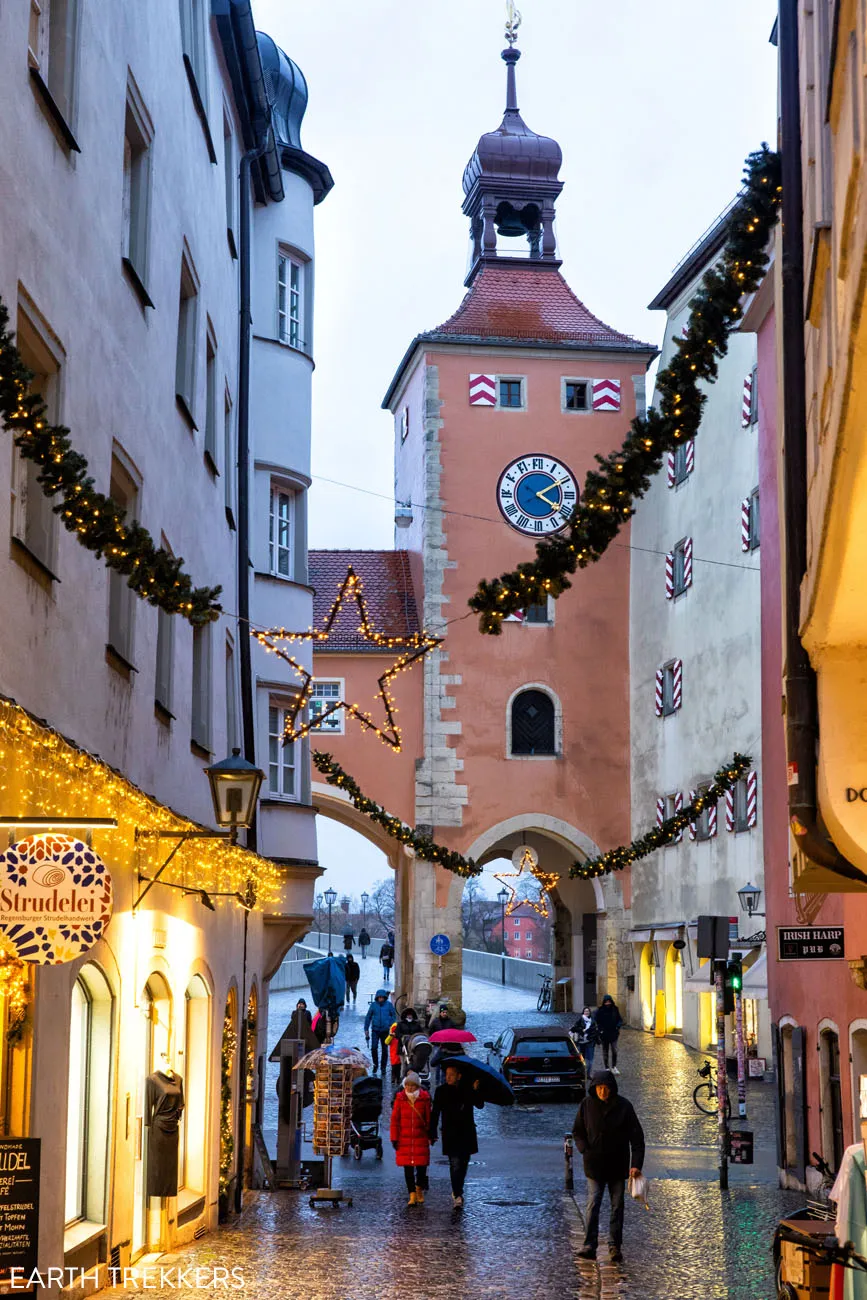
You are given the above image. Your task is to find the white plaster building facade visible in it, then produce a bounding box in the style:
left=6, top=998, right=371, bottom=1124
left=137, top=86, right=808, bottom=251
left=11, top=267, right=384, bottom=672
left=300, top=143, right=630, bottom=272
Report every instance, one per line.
left=0, top=0, right=328, bottom=1288
left=627, top=214, right=770, bottom=1062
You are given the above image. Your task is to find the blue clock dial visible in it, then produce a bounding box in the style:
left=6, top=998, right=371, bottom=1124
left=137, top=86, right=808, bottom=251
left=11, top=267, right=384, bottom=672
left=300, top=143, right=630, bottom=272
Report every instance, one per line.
left=496, top=455, right=578, bottom=536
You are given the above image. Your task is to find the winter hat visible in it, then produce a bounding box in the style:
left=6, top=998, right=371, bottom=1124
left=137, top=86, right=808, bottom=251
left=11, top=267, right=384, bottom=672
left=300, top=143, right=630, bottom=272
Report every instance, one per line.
left=404, top=1071, right=421, bottom=1087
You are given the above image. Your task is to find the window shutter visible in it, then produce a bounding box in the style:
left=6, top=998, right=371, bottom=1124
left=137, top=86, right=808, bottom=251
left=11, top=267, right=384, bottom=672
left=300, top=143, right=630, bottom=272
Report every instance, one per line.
left=725, top=787, right=735, bottom=832
left=708, top=797, right=718, bottom=837
left=656, top=797, right=665, bottom=829
left=674, top=791, right=684, bottom=842
left=742, top=372, right=753, bottom=428
left=665, top=551, right=674, bottom=599
left=469, top=374, right=496, bottom=406
left=655, top=667, right=664, bottom=716
left=741, top=497, right=751, bottom=551
left=666, top=452, right=676, bottom=488
left=688, top=789, right=697, bottom=841
left=592, top=378, right=621, bottom=411
left=685, top=440, right=695, bottom=475
left=672, top=658, right=682, bottom=711
left=683, top=537, right=693, bottom=589
left=747, top=771, right=758, bottom=827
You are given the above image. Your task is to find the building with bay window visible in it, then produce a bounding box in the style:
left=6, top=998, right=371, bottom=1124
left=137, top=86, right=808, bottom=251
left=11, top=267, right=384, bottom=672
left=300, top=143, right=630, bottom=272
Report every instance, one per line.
left=0, top=0, right=329, bottom=1283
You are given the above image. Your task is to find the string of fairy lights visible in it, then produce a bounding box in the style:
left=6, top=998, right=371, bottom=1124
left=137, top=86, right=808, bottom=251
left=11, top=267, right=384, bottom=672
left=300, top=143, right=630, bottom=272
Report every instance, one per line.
left=0, top=697, right=281, bottom=906
left=252, top=566, right=440, bottom=751
left=468, top=145, right=782, bottom=633
left=570, top=753, right=753, bottom=880
left=0, top=298, right=221, bottom=627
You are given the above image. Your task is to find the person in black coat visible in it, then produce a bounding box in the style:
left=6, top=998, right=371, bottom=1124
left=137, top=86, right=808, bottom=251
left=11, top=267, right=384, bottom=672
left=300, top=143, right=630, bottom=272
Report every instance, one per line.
left=572, top=1070, right=645, bottom=1263
left=359, top=928, right=371, bottom=958
left=429, top=1063, right=484, bottom=1208
left=595, top=994, right=624, bottom=1072
left=344, top=955, right=360, bottom=1005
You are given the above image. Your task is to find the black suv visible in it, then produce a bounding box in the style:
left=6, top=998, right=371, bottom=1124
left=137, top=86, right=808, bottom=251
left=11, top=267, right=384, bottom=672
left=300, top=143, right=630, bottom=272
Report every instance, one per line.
left=484, top=1027, right=586, bottom=1099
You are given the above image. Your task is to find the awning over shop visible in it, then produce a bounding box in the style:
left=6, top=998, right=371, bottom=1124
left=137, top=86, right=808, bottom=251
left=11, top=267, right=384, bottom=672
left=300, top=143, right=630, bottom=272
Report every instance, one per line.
left=742, top=951, right=768, bottom=999
left=627, top=929, right=653, bottom=943
left=627, top=923, right=685, bottom=943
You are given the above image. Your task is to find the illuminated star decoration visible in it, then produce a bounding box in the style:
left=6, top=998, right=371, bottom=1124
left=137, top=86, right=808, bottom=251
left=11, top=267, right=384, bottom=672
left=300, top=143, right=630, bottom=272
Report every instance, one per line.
left=252, top=566, right=441, bottom=751
left=494, top=846, right=560, bottom=919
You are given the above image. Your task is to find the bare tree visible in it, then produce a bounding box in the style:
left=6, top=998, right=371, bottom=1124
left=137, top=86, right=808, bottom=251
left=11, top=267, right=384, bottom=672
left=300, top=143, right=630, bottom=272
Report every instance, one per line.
left=368, top=877, right=395, bottom=933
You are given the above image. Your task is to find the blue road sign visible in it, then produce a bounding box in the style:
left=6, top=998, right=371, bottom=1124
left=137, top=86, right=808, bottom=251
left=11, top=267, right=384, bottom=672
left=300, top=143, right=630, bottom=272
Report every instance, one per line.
left=430, top=934, right=451, bottom=956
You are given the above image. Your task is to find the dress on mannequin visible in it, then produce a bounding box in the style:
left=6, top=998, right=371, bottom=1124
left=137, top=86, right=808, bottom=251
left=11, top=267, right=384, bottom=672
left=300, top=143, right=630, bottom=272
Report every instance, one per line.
left=144, top=1069, right=185, bottom=1197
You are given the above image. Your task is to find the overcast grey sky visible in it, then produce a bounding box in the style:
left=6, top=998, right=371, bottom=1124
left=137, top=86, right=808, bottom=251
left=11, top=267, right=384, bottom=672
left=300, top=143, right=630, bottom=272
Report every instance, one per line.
left=252, top=0, right=778, bottom=901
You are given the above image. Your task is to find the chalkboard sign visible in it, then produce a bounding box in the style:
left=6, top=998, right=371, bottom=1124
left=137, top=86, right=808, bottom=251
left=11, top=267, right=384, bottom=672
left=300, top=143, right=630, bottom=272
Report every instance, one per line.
left=728, top=1130, right=754, bottom=1164
left=0, top=1138, right=40, bottom=1289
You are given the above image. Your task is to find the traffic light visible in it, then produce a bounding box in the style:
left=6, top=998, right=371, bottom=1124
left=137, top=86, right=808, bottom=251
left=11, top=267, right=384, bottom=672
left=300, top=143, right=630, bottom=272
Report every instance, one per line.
left=723, top=958, right=743, bottom=1014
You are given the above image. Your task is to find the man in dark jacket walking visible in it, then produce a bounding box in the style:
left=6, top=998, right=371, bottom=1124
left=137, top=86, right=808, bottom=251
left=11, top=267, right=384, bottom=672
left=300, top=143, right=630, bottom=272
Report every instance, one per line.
left=430, top=1063, right=484, bottom=1208
left=572, top=1070, right=645, bottom=1263
left=595, top=994, right=624, bottom=1072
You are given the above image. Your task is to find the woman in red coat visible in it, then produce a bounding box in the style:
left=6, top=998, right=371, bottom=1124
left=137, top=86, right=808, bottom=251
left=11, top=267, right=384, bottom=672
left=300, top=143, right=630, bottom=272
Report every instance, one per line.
left=390, top=1070, right=432, bottom=1205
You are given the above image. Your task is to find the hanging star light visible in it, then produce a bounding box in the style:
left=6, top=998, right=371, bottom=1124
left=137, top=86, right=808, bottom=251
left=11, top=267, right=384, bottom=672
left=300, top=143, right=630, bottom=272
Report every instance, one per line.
left=252, top=566, right=441, bottom=751
left=494, top=846, right=559, bottom=919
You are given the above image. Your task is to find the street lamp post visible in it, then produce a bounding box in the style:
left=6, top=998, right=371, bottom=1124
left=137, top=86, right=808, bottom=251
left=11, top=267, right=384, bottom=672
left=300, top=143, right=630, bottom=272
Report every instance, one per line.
left=360, top=891, right=369, bottom=958
left=325, top=886, right=337, bottom=954
left=498, top=887, right=509, bottom=986
left=734, top=882, right=765, bottom=1120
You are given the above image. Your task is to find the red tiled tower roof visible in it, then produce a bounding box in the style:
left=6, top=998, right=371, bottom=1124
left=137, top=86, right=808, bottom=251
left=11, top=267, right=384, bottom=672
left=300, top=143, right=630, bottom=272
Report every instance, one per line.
left=433, top=263, right=653, bottom=349
left=309, top=551, right=420, bottom=653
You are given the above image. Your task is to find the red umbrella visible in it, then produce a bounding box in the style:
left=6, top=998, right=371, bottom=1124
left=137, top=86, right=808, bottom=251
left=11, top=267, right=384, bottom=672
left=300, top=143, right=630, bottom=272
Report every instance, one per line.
left=429, top=1028, right=476, bottom=1043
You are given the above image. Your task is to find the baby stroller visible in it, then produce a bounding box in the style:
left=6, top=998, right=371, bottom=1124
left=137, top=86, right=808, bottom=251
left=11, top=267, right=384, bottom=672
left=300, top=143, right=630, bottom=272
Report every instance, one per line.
left=401, top=1032, right=433, bottom=1090
left=349, top=1074, right=383, bottom=1161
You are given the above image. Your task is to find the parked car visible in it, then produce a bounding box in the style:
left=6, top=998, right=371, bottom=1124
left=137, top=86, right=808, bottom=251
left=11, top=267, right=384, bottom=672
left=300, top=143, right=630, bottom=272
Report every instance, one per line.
left=483, top=1026, right=586, bottom=1099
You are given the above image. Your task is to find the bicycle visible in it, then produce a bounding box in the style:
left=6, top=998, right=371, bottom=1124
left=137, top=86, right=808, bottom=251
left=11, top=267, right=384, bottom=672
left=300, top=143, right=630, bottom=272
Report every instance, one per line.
left=692, top=1059, right=731, bottom=1116
left=537, top=972, right=552, bottom=1013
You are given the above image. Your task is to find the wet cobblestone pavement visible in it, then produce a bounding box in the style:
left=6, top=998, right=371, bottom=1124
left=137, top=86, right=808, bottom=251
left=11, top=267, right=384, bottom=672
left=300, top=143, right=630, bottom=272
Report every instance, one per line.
left=113, top=958, right=800, bottom=1298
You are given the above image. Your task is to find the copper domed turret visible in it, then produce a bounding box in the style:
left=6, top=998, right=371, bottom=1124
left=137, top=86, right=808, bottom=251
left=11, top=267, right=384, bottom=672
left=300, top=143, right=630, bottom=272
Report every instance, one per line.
left=462, top=42, right=564, bottom=284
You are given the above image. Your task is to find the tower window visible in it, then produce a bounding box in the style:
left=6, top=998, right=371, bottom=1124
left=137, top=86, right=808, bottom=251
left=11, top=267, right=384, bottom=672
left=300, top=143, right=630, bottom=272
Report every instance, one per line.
left=277, top=251, right=303, bottom=349
left=498, top=379, right=524, bottom=409
left=269, top=484, right=294, bottom=578
left=510, top=688, right=557, bottom=756
left=563, top=380, right=589, bottom=412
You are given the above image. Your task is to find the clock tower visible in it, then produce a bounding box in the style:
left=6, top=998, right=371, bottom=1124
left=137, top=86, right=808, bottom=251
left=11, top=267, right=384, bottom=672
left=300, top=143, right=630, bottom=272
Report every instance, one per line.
left=380, top=25, right=657, bottom=1004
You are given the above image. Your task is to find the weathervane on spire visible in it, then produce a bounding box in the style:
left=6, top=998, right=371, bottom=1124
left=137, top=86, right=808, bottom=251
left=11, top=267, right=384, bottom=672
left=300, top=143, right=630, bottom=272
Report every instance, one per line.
left=505, top=0, right=522, bottom=46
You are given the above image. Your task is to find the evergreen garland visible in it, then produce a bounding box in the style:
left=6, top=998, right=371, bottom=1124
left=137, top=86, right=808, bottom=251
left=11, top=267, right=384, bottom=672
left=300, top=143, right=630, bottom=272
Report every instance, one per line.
left=469, top=145, right=782, bottom=633
left=570, top=752, right=752, bottom=879
left=219, top=1011, right=237, bottom=1198
left=0, top=298, right=221, bottom=626
left=313, top=751, right=481, bottom=878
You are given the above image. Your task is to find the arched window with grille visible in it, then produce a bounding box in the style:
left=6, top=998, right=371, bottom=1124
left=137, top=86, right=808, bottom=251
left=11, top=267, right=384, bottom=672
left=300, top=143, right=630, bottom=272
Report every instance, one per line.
left=509, top=687, right=558, bottom=756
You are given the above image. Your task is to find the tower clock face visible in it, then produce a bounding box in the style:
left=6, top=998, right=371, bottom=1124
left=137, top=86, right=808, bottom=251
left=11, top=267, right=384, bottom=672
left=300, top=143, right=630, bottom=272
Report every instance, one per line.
left=496, top=455, right=578, bottom=535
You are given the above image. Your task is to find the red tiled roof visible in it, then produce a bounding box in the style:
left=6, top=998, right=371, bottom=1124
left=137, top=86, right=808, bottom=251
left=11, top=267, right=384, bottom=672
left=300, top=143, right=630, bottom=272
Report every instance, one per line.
left=433, top=263, right=654, bottom=350
left=309, top=551, right=420, bottom=653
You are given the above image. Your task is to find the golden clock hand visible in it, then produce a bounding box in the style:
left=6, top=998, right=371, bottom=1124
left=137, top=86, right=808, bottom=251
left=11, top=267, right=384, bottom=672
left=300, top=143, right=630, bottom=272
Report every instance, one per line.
left=535, top=477, right=569, bottom=506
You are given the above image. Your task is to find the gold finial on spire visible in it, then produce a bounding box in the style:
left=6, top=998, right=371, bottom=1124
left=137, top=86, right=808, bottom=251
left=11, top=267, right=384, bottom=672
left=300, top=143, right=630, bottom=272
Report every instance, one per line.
left=505, top=0, right=522, bottom=46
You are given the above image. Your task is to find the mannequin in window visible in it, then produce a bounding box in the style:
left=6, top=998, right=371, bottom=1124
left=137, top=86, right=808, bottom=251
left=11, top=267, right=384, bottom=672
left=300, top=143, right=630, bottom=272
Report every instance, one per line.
left=145, top=1054, right=185, bottom=1198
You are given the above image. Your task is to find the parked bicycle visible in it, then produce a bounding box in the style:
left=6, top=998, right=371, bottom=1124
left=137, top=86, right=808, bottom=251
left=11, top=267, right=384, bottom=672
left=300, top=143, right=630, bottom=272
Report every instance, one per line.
left=537, top=972, right=553, bottom=1013
left=692, top=1059, right=731, bottom=1116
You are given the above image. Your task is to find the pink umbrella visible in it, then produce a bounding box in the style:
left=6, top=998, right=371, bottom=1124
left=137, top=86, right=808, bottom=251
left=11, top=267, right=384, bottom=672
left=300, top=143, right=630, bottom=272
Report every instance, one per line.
left=430, top=1028, right=476, bottom=1044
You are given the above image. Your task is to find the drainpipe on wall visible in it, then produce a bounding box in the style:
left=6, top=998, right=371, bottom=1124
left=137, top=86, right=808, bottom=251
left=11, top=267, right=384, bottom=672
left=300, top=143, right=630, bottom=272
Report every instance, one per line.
left=778, top=0, right=867, bottom=886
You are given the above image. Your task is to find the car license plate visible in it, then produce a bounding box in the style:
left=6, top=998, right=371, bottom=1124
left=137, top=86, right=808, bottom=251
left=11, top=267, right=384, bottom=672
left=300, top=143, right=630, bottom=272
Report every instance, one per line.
left=535, top=1075, right=560, bottom=1083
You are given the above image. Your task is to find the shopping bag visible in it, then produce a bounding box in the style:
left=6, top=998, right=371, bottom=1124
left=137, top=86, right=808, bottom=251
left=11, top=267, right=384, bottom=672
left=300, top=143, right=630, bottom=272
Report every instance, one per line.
left=627, top=1173, right=650, bottom=1209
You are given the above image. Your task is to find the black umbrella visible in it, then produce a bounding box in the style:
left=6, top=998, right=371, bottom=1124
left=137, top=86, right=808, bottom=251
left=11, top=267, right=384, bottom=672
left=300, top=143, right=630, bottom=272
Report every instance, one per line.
left=443, top=1054, right=515, bottom=1106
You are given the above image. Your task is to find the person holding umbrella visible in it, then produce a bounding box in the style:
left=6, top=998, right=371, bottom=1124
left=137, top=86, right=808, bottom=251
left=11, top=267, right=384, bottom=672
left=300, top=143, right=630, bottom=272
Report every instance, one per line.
left=342, top=927, right=354, bottom=952
left=430, top=1062, right=484, bottom=1208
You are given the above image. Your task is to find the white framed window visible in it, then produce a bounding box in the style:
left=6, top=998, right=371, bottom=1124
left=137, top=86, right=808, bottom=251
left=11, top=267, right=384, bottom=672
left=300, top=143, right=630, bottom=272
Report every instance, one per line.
left=122, top=77, right=154, bottom=295
left=672, top=538, right=690, bottom=597
left=562, top=378, right=590, bottom=412
left=525, top=950, right=533, bottom=959
left=694, top=783, right=714, bottom=841
left=175, top=248, right=200, bottom=425
left=269, top=483, right=294, bottom=578
left=277, top=251, right=304, bottom=349
left=64, top=965, right=112, bottom=1229
left=399, top=407, right=409, bottom=443
left=179, top=0, right=208, bottom=103
left=514, top=932, right=520, bottom=941
left=747, top=488, right=760, bottom=551
left=498, top=377, right=525, bottom=409
left=663, top=793, right=678, bottom=821
left=749, top=364, right=759, bottom=425
left=191, top=621, right=212, bottom=751
left=204, top=324, right=218, bottom=467
left=155, top=606, right=174, bottom=717
left=733, top=778, right=751, bottom=832
left=673, top=441, right=691, bottom=485
left=30, top=0, right=80, bottom=128
left=11, top=298, right=62, bottom=576
left=224, top=386, right=235, bottom=527
left=268, top=701, right=297, bottom=799
left=107, top=451, right=140, bottom=666
left=310, top=680, right=344, bottom=734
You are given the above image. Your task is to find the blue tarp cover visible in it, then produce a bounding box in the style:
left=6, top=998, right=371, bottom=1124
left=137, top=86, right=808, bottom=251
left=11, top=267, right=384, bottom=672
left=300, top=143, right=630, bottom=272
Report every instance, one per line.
left=303, top=954, right=347, bottom=1010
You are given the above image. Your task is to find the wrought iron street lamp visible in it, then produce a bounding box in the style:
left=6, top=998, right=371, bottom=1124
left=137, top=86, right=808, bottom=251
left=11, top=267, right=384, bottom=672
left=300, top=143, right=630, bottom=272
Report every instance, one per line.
left=325, top=886, right=338, bottom=953
left=205, top=748, right=264, bottom=843
left=498, top=886, right=509, bottom=986
left=737, top=881, right=764, bottom=918
left=360, top=891, right=369, bottom=957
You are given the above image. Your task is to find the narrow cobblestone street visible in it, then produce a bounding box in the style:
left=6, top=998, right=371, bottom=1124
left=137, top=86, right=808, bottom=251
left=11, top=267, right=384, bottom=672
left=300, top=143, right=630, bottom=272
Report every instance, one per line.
left=110, top=956, right=800, bottom=1299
